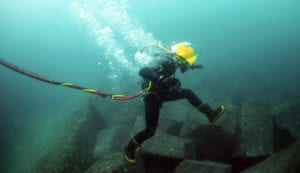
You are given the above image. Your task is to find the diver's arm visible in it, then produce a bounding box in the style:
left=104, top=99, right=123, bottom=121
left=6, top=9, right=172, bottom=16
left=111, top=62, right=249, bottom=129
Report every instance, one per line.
left=180, top=64, right=204, bottom=73
left=139, top=67, right=163, bottom=82
left=191, top=64, right=204, bottom=70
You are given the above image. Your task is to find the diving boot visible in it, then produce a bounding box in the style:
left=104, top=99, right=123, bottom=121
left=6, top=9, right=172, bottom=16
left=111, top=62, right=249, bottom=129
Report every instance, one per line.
left=198, top=103, right=225, bottom=123
left=122, top=138, right=139, bottom=164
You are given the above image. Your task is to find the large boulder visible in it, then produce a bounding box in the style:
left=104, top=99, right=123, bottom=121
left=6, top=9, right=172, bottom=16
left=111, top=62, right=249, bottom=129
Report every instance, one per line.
left=160, top=100, right=190, bottom=123
left=179, top=108, right=208, bottom=137
left=224, top=100, right=274, bottom=172
left=175, top=160, right=232, bottom=173
left=85, top=152, right=143, bottom=173
left=218, top=101, right=240, bottom=138
left=93, top=124, right=139, bottom=160
left=164, top=119, right=183, bottom=136
left=93, top=127, right=121, bottom=159
left=129, top=115, right=146, bottom=137
left=139, top=132, right=195, bottom=160
left=34, top=100, right=106, bottom=173
left=271, top=100, right=300, bottom=139
left=233, top=100, right=273, bottom=158
left=241, top=141, right=300, bottom=173
left=272, top=118, right=297, bottom=152
left=139, top=132, right=195, bottom=173
left=187, top=124, right=234, bottom=161
left=159, top=100, right=190, bottom=136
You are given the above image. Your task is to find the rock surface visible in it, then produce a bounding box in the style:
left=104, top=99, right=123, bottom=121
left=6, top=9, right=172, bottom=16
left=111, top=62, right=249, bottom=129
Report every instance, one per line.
left=234, top=100, right=273, bottom=158
left=139, top=132, right=195, bottom=173
left=85, top=152, right=143, bottom=173
left=34, top=101, right=105, bottom=173
left=175, top=160, right=232, bottom=173
left=187, top=125, right=233, bottom=161
left=271, top=100, right=300, bottom=139
left=179, top=108, right=208, bottom=137
left=241, top=141, right=300, bottom=173
left=139, top=132, right=195, bottom=160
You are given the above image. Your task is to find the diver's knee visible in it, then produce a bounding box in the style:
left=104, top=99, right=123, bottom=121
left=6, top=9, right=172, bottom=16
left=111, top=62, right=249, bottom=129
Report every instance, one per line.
left=145, top=127, right=156, bottom=138
left=181, top=89, right=194, bottom=96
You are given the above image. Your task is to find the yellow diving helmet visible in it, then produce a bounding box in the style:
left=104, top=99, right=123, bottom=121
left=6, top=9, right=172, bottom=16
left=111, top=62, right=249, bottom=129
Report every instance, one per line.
left=171, top=42, right=197, bottom=65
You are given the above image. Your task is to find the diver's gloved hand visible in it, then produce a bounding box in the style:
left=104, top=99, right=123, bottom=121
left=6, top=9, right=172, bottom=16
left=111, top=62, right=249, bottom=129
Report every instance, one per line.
left=159, top=77, right=181, bottom=91
left=179, top=64, right=204, bottom=73
left=191, top=64, right=204, bottom=70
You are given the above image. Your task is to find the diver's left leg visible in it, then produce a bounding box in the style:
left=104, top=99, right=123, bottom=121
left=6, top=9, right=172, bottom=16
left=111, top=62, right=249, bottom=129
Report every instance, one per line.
left=164, top=89, right=225, bottom=123
left=123, top=93, right=160, bottom=164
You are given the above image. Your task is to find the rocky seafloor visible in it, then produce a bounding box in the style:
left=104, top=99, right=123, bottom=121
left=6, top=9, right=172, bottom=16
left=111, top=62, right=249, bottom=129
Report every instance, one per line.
left=33, top=94, right=300, bottom=173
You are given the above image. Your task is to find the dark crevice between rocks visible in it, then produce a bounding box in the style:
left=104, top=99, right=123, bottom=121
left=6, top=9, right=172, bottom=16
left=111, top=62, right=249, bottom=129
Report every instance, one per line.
left=188, top=125, right=234, bottom=162
left=272, top=117, right=297, bottom=152
left=141, top=154, right=182, bottom=173
left=227, top=155, right=269, bottom=173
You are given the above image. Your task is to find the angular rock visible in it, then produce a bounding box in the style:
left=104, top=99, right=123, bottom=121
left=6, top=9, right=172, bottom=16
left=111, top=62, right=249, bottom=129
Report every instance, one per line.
left=139, top=132, right=195, bottom=160
left=160, top=100, right=190, bottom=122
left=241, top=141, right=300, bottom=173
left=234, top=100, right=273, bottom=158
left=175, top=160, right=232, bottom=173
left=85, top=152, right=143, bottom=173
left=129, top=115, right=145, bottom=137
left=271, top=100, right=300, bottom=139
left=93, top=127, right=120, bottom=159
left=159, top=100, right=189, bottom=136
left=187, top=124, right=233, bottom=161
left=272, top=118, right=297, bottom=152
left=179, top=108, right=207, bottom=137
left=139, top=132, right=195, bottom=173
left=85, top=152, right=125, bottom=173
left=218, top=101, right=240, bottom=138
left=93, top=124, right=137, bottom=160
left=34, top=100, right=106, bottom=173
left=165, top=120, right=183, bottom=136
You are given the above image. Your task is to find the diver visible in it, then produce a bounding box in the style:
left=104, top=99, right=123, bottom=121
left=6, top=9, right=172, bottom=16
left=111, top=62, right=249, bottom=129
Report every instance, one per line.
left=123, top=42, right=225, bottom=164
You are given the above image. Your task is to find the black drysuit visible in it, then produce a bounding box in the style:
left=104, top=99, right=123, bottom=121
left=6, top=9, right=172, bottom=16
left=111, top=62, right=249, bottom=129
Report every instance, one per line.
left=133, top=59, right=203, bottom=145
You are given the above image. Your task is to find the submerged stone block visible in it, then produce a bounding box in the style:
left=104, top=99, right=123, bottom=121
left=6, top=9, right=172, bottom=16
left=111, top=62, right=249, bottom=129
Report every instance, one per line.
left=234, top=100, right=273, bottom=158
left=85, top=152, right=143, bottom=173
left=139, top=132, right=195, bottom=160
left=188, top=124, right=233, bottom=161
left=139, top=132, right=195, bottom=173
left=241, top=141, right=300, bottom=173
left=93, top=127, right=120, bottom=159
left=179, top=108, right=207, bottom=137
left=175, top=160, right=232, bottom=173
left=271, top=100, right=300, bottom=139
left=34, top=100, right=105, bottom=173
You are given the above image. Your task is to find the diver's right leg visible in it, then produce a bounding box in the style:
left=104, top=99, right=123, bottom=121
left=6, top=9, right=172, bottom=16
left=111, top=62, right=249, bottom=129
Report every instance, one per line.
left=123, top=93, right=160, bottom=164
left=164, top=89, right=225, bottom=123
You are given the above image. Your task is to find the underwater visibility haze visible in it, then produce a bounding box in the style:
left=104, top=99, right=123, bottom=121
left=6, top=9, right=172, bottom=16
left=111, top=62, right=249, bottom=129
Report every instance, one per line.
left=0, top=0, right=299, bottom=172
